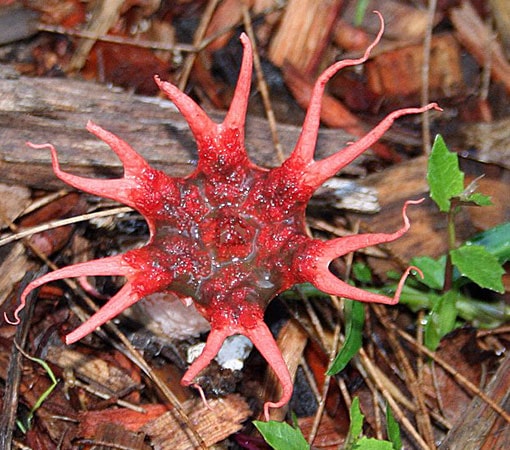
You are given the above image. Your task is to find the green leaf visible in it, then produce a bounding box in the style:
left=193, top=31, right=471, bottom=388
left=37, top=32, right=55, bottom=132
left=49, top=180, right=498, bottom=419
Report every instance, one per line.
left=427, top=135, right=464, bottom=212
left=466, top=222, right=510, bottom=263
left=353, top=262, right=373, bottom=284
left=353, top=438, right=393, bottom=450
left=424, top=290, right=459, bottom=350
left=386, top=404, right=402, bottom=450
left=410, top=255, right=446, bottom=290
left=450, top=245, right=505, bottom=293
left=345, top=398, right=394, bottom=450
left=385, top=270, right=401, bottom=281
left=327, top=300, right=364, bottom=375
left=254, top=420, right=310, bottom=450
left=345, top=397, right=365, bottom=448
left=464, top=192, right=492, bottom=206
left=458, top=175, right=492, bottom=206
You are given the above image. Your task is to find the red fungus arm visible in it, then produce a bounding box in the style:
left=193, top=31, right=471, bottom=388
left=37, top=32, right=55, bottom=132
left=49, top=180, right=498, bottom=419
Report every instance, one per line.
left=306, top=265, right=421, bottom=305
left=296, top=200, right=424, bottom=304
left=317, top=199, right=422, bottom=256
left=303, top=104, right=442, bottom=188
left=181, top=320, right=293, bottom=421
left=5, top=255, right=131, bottom=325
left=28, top=123, right=154, bottom=209
left=246, top=322, right=293, bottom=421
left=65, top=280, right=143, bottom=344
left=287, top=11, right=385, bottom=169
left=86, top=121, right=151, bottom=176
left=5, top=25, right=438, bottom=421
left=154, top=75, right=217, bottom=145
left=181, top=327, right=230, bottom=387
left=223, top=33, right=253, bottom=133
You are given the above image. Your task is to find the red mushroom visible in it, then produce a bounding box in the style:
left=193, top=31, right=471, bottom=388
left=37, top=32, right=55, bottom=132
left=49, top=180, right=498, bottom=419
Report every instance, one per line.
left=7, top=12, right=439, bottom=420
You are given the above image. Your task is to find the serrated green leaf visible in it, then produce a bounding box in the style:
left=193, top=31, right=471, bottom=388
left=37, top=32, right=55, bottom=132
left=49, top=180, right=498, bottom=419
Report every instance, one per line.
left=327, top=300, right=364, bottom=375
left=385, top=405, right=402, bottom=450
left=427, top=135, right=464, bottom=212
left=254, top=420, right=310, bottom=450
left=450, top=245, right=505, bottom=293
left=410, top=255, right=446, bottom=290
left=424, top=290, right=459, bottom=350
left=464, top=192, right=492, bottom=206
left=353, top=438, right=394, bottom=450
left=466, top=222, right=510, bottom=263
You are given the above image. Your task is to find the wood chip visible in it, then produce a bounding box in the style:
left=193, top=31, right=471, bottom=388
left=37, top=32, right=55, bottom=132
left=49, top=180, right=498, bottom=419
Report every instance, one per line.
left=0, top=183, right=31, bottom=224
left=81, top=422, right=151, bottom=450
left=365, top=33, right=464, bottom=101
left=342, top=0, right=435, bottom=42
left=0, top=242, right=35, bottom=308
left=268, top=0, right=343, bottom=75
left=142, top=394, right=251, bottom=449
left=450, top=1, right=510, bottom=92
left=46, top=346, right=138, bottom=394
left=0, top=183, right=33, bottom=306
left=436, top=338, right=510, bottom=449
left=78, top=404, right=168, bottom=436
left=299, top=413, right=344, bottom=448
left=461, top=118, right=510, bottom=170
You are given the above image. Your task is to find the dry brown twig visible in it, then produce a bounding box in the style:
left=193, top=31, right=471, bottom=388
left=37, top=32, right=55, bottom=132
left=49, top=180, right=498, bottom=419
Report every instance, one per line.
left=177, top=0, right=222, bottom=90
left=0, top=206, right=133, bottom=248
left=68, top=0, right=125, bottom=72
left=420, top=0, right=437, bottom=154
left=372, top=304, right=436, bottom=448
left=241, top=0, right=285, bottom=164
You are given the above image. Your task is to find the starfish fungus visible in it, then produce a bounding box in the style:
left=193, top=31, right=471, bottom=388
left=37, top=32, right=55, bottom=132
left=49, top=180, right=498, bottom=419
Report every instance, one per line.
left=7, top=13, right=439, bottom=420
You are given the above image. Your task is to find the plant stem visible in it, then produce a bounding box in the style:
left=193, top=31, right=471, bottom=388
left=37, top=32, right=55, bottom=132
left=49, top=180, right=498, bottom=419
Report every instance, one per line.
left=443, top=199, right=459, bottom=292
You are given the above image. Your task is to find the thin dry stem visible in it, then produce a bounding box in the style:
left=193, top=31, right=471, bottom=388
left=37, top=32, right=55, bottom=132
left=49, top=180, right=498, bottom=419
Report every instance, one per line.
left=37, top=23, right=197, bottom=53
left=299, top=356, right=322, bottom=401
left=65, top=377, right=146, bottom=412
left=372, top=305, right=436, bottom=448
left=395, top=325, right=510, bottom=424
left=177, top=0, right=221, bottom=91
left=358, top=348, right=431, bottom=450
left=0, top=207, right=132, bottom=248
left=420, top=0, right=437, bottom=154
left=308, top=300, right=341, bottom=445
left=241, top=1, right=285, bottom=164
left=68, top=0, right=125, bottom=71
left=309, top=223, right=355, bottom=445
